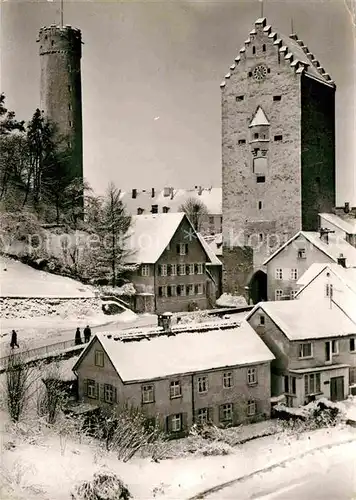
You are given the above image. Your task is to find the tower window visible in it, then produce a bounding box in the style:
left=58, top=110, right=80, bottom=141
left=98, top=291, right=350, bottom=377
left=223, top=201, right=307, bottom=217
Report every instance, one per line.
left=274, top=135, right=283, bottom=141
left=273, top=95, right=282, bottom=101
left=238, top=139, right=246, bottom=145
left=258, top=201, right=263, bottom=210
left=254, top=133, right=259, bottom=140
left=248, top=71, right=252, bottom=77
left=267, top=68, right=271, bottom=73
left=68, top=104, right=71, bottom=110
left=68, top=85, right=71, bottom=92
left=259, top=233, right=263, bottom=242
left=67, top=141, right=71, bottom=149
left=69, top=120, right=72, bottom=127
left=256, top=176, right=265, bottom=183
left=236, top=95, right=244, bottom=101
left=262, top=44, right=266, bottom=52
left=51, top=40, right=54, bottom=46
left=252, top=46, right=256, bottom=54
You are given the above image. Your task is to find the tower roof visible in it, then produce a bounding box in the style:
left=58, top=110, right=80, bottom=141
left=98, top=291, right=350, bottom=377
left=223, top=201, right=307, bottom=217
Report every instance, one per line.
left=249, top=106, right=270, bottom=127
left=220, top=17, right=335, bottom=89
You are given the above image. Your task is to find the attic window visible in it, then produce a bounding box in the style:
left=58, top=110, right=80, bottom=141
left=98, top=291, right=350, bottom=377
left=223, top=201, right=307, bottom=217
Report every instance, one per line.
left=274, top=135, right=283, bottom=141
left=95, top=351, right=104, bottom=367
left=236, top=95, right=244, bottom=101
left=273, top=95, right=282, bottom=101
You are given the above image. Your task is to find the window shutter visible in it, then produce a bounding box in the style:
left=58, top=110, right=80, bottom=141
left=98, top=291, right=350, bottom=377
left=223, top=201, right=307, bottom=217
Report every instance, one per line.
left=100, top=384, right=105, bottom=402
left=185, top=243, right=189, bottom=254
left=83, top=378, right=88, bottom=397
left=181, top=412, right=188, bottom=431
left=95, top=383, right=100, bottom=399
left=165, top=415, right=171, bottom=433
left=219, top=405, right=224, bottom=422
left=176, top=244, right=180, bottom=255
left=113, top=386, right=117, bottom=403
left=208, top=407, right=214, bottom=423
left=232, top=403, right=239, bottom=425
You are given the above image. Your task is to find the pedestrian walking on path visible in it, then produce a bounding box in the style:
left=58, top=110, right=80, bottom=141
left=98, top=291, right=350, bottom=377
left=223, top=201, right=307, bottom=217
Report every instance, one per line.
left=75, top=327, right=82, bottom=345
left=10, top=330, right=19, bottom=349
left=84, top=325, right=92, bottom=343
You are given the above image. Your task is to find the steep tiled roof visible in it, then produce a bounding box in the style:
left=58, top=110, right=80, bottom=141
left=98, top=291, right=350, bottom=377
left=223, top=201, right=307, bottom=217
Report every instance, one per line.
left=220, top=17, right=335, bottom=89
left=86, top=321, right=274, bottom=382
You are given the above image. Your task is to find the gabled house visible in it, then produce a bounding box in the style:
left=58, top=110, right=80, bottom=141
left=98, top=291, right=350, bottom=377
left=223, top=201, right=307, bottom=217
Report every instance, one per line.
left=123, top=213, right=222, bottom=313
left=319, top=212, right=356, bottom=248
left=263, top=229, right=356, bottom=301
left=72, top=319, right=274, bottom=435
left=296, top=263, right=356, bottom=325
left=247, top=300, right=356, bottom=406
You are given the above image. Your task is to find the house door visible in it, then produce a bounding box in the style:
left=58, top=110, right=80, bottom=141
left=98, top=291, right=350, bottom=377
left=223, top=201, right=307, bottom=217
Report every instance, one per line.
left=330, top=376, right=344, bottom=402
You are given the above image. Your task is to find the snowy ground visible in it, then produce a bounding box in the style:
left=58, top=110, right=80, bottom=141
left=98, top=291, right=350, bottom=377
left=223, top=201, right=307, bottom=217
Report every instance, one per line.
left=1, top=408, right=355, bottom=500
left=0, top=256, right=96, bottom=298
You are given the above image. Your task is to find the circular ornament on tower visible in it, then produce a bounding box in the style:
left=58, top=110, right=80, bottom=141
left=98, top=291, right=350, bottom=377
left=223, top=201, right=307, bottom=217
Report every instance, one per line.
left=252, top=64, right=268, bottom=81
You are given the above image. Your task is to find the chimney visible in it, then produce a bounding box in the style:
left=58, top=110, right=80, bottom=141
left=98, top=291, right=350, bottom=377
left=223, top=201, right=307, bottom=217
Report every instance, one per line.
left=132, top=188, right=137, bottom=199
left=337, top=253, right=346, bottom=268
left=319, top=227, right=335, bottom=244
left=159, top=312, right=173, bottom=335
left=151, top=187, right=155, bottom=198
left=198, top=186, right=203, bottom=195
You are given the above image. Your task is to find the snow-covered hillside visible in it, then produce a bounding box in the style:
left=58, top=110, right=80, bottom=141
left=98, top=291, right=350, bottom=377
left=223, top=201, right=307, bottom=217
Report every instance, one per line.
left=0, top=256, right=96, bottom=298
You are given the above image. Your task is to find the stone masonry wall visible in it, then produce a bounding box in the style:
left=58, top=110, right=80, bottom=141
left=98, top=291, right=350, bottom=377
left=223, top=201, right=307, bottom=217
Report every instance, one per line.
left=222, top=18, right=304, bottom=290
left=0, top=297, right=101, bottom=320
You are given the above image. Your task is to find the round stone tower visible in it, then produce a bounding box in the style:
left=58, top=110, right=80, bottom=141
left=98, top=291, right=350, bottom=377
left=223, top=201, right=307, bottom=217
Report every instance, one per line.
left=37, top=24, right=83, bottom=181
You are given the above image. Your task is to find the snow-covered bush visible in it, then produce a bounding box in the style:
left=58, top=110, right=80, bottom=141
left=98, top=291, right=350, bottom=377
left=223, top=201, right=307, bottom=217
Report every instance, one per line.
left=216, top=293, right=247, bottom=308
left=100, top=283, right=136, bottom=296
left=71, top=472, right=132, bottom=500
left=177, top=309, right=211, bottom=325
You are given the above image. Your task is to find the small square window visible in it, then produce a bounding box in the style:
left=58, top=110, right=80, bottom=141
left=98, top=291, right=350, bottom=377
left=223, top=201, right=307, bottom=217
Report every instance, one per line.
left=274, top=135, right=283, bottom=141
left=350, top=338, right=356, bottom=352
left=170, top=380, right=182, bottom=399
left=273, top=95, right=282, bottom=101
left=256, top=176, right=265, bottom=183
left=297, top=249, right=306, bottom=259
left=259, top=315, right=265, bottom=325
left=236, top=95, right=244, bottom=101
left=163, top=206, right=170, bottom=213
left=223, top=372, right=233, bottom=388
left=247, top=400, right=256, bottom=416
left=198, top=376, right=208, bottom=393
left=95, top=351, right=104, bottom=367
left=299, top=342, right=313, bottom=359
left=238, top=139, right=246, bottom=145
left=142, top=384, right=154, bottom=403
left=247, top=367, right=257, bottom=385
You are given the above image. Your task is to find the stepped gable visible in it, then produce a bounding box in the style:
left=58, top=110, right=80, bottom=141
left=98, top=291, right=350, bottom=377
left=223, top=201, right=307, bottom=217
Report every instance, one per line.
left=220, top=17, right=335, bottom=88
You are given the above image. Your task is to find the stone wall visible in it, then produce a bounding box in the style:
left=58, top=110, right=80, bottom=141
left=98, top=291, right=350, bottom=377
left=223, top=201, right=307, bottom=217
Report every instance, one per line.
left=0, top=297, right=101, bottom=320
left=221, top=246, right=253, bottom=297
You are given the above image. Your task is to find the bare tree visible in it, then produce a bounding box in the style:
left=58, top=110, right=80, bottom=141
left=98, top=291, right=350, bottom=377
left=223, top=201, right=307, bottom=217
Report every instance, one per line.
left=5, top=353, right=41, bottom=422
left=179, top=197, right=209, bottom=232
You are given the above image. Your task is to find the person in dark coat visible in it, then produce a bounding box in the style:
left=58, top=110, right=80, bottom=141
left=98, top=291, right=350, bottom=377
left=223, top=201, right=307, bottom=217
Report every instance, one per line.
left=84, top=325, right=92, bottom=343
left=74, top=327, right=82, bottom=345
left=10, top=330, right=19, bottom=349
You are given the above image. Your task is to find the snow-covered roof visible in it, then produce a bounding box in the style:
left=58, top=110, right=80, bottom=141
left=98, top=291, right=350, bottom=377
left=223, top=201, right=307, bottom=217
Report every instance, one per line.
left=196, top=233, right=222, bottom=266
left=123, top=213, right=219, bottom=265
left=86, top=321, right=274, bottom=382
left=249, top=106, right=270, bottom=127
left=296, top=263, right=329, bottom=287
left=247, top=300, right=356, bottom=341
left=0, top=256, right=96, bottom=298
left=297, top=263, right=356, bottom=292
left=319, top=213, right=356, bottom=235
left=123, top=213, right=184, bottom=264
left=263, top=231, right=356, bottom=267
left=120, top=187, right=222, bottom=216
left=203, top=233, right=223, bottom=256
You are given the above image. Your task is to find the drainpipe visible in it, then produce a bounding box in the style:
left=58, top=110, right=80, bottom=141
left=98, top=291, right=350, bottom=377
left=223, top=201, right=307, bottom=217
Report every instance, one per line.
left=191, top=374, right=195, bottom=425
